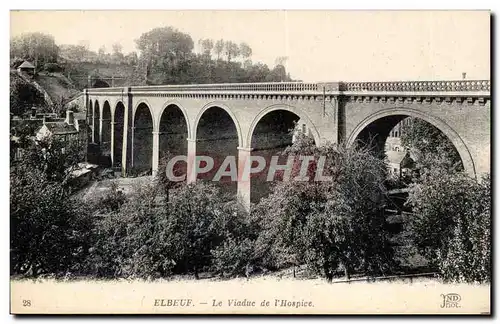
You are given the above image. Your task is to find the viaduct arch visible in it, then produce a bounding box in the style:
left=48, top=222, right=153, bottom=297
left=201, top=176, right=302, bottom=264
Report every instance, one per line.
left=85, top=80, right=490, bottom=209
left=347, top=107, right=476, bottom=177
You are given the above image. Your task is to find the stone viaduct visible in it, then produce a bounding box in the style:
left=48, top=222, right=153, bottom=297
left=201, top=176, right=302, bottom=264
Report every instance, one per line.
left=84, top=80, right=490, bottom=207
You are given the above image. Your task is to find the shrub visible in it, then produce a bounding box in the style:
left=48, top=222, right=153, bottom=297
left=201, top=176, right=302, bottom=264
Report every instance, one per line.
left=407, top=170, right=491, bottom=283
left=10, top=164, right=93, bottom=277
left=10, top=57, right=25, bottom=69
left=254, top=137, right=395, bottom=280
left=210, top=237, right=254, bottom=277
left=86, top=181, right=254, bottom=279
left=44, top=62, right=62, bottom=73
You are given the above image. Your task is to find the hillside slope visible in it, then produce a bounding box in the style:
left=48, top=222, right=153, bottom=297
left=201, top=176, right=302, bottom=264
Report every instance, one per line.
left=35, top=72, right=81, bottom=104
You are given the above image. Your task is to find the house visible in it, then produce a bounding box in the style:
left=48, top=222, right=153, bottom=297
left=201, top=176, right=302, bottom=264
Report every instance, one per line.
left=17, top=61, right=35, bottom=77
left=386, top=150, right=415, bottom=179
left=36, top=110, right=80, bottom=142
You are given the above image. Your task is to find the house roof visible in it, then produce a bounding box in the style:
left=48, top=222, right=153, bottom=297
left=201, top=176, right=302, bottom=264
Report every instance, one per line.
left=18, top=61, right=35, bottom=69
left=44, top=122, right=78, bottom=135
left=386, top=151, right=408, bottom=165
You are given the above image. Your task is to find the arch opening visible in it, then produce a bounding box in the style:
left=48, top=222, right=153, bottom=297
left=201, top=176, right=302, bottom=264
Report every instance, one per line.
left=159, top=104, right=189, bottom=178
left=196, top=106, right=239, bottom=197
left=93, top=101, right=100, bottom=144
left=250, top=109, right=302, bottom=203
left=88, top=100, right=93, bottom=143
left=352, top=114, right=467, bottom=180
left=101, top=101, right=112, bottom=154
left=133, top=103, right=153, bottom=175
left=113, top=102, right=125, bottom=168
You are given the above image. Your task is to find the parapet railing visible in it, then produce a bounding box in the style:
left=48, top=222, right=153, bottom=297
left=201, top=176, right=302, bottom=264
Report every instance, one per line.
left=86, top=80, right=490, bottom=94
left=132, top=82, right=322, bottom=92
left=341, top=80, right=490, bottom=92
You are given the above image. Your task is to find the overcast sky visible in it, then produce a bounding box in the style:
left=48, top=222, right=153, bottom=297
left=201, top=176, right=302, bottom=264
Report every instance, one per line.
left=10, top=10, right=490, bottom=82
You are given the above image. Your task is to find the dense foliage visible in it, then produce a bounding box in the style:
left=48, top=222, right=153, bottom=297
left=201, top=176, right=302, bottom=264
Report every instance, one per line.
left=86, top=182, right=253, bottom=279
left=9, top=29, right=490, bottom=284
left=10, top=72, right=47, bottom=116
left=407, top=167, right=490, bottom=283
left=253, top=135, right=395, bottom=280
left=10, top=138, right=91, bottom=277
left=10, top=32, right=59, bottom=69
left=400, top=117, right=463, bottom=173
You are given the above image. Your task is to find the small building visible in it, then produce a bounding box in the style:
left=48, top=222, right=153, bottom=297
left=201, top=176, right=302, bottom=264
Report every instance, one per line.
left=17, top=61, right=35, bottom=77
left=386, top=150, right=415, bottom=179
left=36, top=110, right=79, bottom=142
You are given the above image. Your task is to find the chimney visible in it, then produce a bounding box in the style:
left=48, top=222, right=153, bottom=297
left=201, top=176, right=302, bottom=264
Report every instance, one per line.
left=462, top=72, right=467, bottom=80
left=65, top=110, right=74, bottom=126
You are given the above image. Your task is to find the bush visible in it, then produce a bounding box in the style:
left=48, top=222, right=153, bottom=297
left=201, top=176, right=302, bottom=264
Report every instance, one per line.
left=44, top=62, right=62, bottom=73
left=254, top=137, right=395, bottom=280
left=407, top=170, right=491, bottom=283
left=10, top=57, right=25, bottom=69
left=10, top=73, right=47, bottom=116
left=10, top=164, right=93, bottom=277
left=86, top=181, right=254, bottom=279
left=211, top=237, right=254, bottom=277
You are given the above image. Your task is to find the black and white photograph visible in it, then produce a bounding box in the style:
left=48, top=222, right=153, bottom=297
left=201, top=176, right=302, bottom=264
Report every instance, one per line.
left=8, top=9, right=491, bottom=315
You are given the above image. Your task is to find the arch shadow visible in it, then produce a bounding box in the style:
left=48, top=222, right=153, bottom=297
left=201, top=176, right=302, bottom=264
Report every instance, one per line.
left=193, top=102, right=243, bottom=147
left=247, top=104, right=321, bottom=148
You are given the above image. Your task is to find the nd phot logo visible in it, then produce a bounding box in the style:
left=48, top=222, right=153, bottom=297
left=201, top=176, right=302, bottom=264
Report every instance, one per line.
left=440, top=293, right=461, bottom=308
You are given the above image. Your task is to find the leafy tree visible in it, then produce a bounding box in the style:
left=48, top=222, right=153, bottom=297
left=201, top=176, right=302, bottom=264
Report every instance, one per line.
left=111, top=43, right=124, bottom=64
left=124, top=51, right=138, bottom=66
left=239, top=42, right=252, bottom=59
left=245, top=62, right=271, bottom=82
left=213, top=39, right=225, bottom=61
left=224, top=41, right=240, bottom=62
left=19, top=136, right=85, bottom=185
left=275, top=56, right=288, bottom=66
left=10, top=163, right=93, bottom=277
left=136, top=26, right=194, bottom=68
left=407, top=167, right=491, bottom=282
left=59, top=44, right=88, bottom=63
left=255, top=134, right=394, bottom=280
left=266, top=64, right=290, bottom=82
left=10, top=32, right=59, bottom=68
left=43, top=62, right=62, bottom=73
left=87, top=181, right=251, bottom=279
left=155, top=151, right=186, bottom=203
left=400, top=118, right=463, bottom=173
left=167, top=183, right=240, bottom=278
left=97, top=46, right=106, bottom=62
left=10, top=73, right=47, bottom=116
left=198, top=38, right=214, bottom=58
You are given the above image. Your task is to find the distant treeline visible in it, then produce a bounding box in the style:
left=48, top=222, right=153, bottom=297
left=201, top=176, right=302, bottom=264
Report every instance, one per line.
left=10, top=27, right=294, bottom=86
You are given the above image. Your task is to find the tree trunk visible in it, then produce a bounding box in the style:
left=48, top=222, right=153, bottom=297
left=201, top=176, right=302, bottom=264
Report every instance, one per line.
left=324, top=263, right=333, bottom=282
left=344, top=264, right=351, bottom=281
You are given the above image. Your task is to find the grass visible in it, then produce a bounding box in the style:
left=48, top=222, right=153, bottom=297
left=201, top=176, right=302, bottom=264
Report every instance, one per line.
left=35, top=72, right=80, bottom=103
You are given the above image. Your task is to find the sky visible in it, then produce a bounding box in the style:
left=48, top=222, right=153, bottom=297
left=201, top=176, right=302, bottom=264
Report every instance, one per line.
left=10, top=10, right=490, bottom=82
